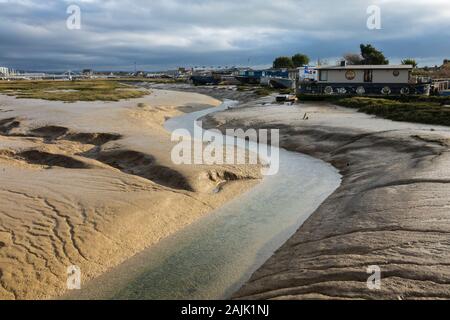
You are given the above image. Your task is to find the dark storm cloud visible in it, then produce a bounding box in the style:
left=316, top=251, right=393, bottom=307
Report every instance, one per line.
left=0, top=0, right=449, bottom=71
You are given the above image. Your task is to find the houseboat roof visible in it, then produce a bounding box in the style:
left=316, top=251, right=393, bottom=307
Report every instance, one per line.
left=318, top=65, right=413, bottom=70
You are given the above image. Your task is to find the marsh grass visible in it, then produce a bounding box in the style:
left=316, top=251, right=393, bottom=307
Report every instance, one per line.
left=336, top=97, right=450, bottom=126
left=0, top=80, right=149, bottom=102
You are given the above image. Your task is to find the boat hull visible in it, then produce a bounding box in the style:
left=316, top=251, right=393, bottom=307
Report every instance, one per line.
left=190, top=76, right=221, bottom=86
left=297, top=82, right=431, bottom=96
left=235, top=76, right=261, bottom=85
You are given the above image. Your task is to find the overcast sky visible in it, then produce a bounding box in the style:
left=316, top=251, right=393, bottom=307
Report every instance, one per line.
left=0, top=0, right=449, bottom=71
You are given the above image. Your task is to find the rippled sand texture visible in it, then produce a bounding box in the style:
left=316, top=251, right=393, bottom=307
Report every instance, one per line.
left=0, top=90, right=261, bottom=300
left=204, top=97, right=450, bottom=300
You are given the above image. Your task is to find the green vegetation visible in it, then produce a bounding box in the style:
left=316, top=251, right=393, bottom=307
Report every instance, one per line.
left=360, top=44, right=389, bottom=65
left=343, top=44, right=389, bottom=65
left=0, top=80, right=149, bottom=102
left=401, top=58, right=418, bottom=68
left=273, top=53, right=310, bottom=69
left=292, top=54, right=310, bottom=68
left=335, top=97, right=450, bottom=126
left=297, top=94, right=450, bottom=126
left=273, top=56, right=294, bottom=69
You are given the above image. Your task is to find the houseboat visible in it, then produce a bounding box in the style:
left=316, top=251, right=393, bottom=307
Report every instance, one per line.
left=263, top=77, right=296, bottom=89
left=298, top=63, right=431, bottom=96
left=191, top=68, right=243, bottom=86
left=237, top=69, right=297, bottom=89
left=190, top=75, right=221, bottom=86
left=260, top=69, right=296, bottom=89
left=236, top=70, right=266, bottom=85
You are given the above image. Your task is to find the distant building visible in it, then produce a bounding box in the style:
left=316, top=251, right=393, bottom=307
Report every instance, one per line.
left=82, top=69, right=94, bottom=77
left=178, top=67, right=190, bottom=74
left=133, top=71, right=145, bottom=77
left=145, top=72, right=165, bottom=78
left=0, top=67, right=10, bottom=76
left=165, top=69, right=183, bottom=78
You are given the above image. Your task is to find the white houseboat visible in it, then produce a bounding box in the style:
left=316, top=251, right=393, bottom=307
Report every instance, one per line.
left=298, top=63, right=431, bottom=96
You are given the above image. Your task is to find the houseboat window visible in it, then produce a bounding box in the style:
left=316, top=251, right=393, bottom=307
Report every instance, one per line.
left=319, top=70, right=328, bottom=81
left=364, top=70, right=373, bottom=83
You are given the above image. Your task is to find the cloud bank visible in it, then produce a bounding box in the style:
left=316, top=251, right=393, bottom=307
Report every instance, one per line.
left=0, top=0, right=449, bottom=71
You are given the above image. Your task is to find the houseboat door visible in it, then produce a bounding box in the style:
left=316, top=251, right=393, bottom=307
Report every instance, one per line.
left=364, top=70, right=373, bottom=83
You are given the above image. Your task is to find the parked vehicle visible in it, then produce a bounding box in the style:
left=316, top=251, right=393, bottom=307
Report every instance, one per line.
left=276, top=94, right=298, bottom=103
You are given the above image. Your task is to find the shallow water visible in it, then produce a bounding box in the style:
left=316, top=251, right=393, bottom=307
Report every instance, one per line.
left=67, top=100, right=341, bottom=300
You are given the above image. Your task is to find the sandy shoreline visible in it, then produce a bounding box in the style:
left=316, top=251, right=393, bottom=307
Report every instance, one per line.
left=0, top=90, right=261, bottom=300
left=3, top=83, right=450, bottom=300
left=202, top=95, right=450, bottom=299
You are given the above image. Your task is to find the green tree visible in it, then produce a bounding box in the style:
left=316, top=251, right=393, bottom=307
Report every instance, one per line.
left=291, top=53, right=310, bottom=67
left=360, top=44, right=389, bottom=65
left=273, top=56, right=294, bottom=69
left=401, top=58, right=418, bottom=68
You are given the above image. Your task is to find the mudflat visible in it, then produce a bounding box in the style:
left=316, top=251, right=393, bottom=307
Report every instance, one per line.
left=0, top=90, right=261, bottom=299
left=203, top=96, right=450, bottom=299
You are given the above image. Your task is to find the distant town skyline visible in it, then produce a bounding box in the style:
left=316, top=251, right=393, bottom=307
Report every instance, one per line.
left=0, top=0, right=449, bottom=71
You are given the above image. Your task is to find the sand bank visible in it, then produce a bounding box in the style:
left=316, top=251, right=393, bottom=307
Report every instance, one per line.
left=0, top=90, right=261, bottom=300
left=203, top=96, right=450, bottom=299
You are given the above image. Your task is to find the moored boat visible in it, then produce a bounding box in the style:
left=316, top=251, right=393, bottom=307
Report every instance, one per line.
left=190, top=75, right=221, bottom=86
